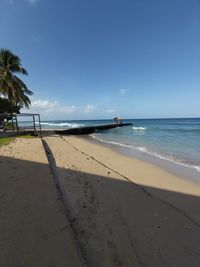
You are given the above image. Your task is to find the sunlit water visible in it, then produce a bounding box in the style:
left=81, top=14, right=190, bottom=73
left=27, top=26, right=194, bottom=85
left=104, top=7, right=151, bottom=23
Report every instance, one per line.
left=18, top=118, right=200, bottom=179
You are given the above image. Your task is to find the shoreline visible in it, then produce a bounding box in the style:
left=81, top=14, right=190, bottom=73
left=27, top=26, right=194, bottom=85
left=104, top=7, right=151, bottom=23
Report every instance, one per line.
left=88, top=133, right=200, bottom=184
left=44, top=134, right=200, bottom=266
left=65, top=135, right=200, bottom=197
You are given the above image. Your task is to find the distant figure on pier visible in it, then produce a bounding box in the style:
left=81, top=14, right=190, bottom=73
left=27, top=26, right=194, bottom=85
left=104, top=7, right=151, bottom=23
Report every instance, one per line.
left=113, top=117, right=123, bottom=125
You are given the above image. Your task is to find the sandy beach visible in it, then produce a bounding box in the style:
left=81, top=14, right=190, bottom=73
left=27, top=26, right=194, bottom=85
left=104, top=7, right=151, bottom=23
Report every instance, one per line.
left=0, top=137, right=83, bottom=267
left=1, top=1, right=200, bottom=266
left=1, top=135, right=200, bottom=266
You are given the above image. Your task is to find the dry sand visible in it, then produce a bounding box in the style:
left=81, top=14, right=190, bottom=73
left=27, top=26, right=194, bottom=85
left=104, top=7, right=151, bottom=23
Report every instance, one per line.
left=0, top=137, right=83, bottom=267
left=1, top=135, right=200, bottom=267
left=44, top=135, right=200, bottom=267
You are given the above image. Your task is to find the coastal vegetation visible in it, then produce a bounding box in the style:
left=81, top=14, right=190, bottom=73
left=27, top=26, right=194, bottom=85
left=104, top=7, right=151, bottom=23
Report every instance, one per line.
left=0, top=49, right=33, bottom=107
left=0, top=97, right=20, bottom=127
left=0, top=134, right=35, bottom=147
left=0, top=136, right=14, bottom=146
left=0, top=97, right=20, bottom=114
left=0, top=49, right=33, bottom=128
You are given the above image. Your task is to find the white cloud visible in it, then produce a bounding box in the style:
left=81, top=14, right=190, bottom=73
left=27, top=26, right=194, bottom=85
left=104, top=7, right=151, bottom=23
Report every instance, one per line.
left=29, top=100, right=99, bottom=116
left=23, top=99, right=117, bottom=119
left=32, top=100, right=57, bottom=110
left=84, top=104, right=98, bottom=113
left=30, top=99, right=77, bottom=115
left=119, top=88, right=131, bottom=95
left=106, top=108, right=116, bottom=114
left=59, top=105, right=76, bottom=114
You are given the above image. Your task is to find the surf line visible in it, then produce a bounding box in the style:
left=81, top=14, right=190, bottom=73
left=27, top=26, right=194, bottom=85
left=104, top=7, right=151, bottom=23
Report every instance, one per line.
left=60, top=135, right=200, bottom=229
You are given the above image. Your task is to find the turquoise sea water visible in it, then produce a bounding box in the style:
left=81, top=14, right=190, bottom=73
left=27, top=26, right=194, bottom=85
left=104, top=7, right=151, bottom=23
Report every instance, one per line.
left=91, top=118, right=200, bottom=172
left=19, top=118, right=200, bottom=175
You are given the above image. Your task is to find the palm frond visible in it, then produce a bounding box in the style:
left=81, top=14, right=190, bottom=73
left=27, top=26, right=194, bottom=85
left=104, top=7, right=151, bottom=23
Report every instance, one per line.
left=10, top=65, right=28, bottom=75
left=17, top=93, right=31, bottom=109
left=14, top=75, right=33, bottom=95
left=0, top=48, right=33, bottom=108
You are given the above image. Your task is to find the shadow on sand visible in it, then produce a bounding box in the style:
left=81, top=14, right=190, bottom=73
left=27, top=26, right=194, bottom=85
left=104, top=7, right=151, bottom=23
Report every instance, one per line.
left=0, top=152, right=200, bottom=267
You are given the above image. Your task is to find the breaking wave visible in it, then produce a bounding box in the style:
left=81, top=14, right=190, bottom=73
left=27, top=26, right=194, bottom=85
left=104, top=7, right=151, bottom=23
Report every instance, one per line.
left=39, top=122, right=84, bottom=128
left=132, top=127, right=147, bottom=130
left=90, top=134, right=200, bottom=173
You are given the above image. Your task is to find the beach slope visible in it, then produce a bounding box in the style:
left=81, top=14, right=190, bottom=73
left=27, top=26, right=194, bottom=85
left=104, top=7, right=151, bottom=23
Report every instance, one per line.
left=44, top=135, right=200, bottom=267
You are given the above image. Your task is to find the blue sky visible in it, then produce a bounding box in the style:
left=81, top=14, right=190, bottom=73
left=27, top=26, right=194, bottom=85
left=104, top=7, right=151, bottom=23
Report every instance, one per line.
left=1, top=0, right=200, bottom=119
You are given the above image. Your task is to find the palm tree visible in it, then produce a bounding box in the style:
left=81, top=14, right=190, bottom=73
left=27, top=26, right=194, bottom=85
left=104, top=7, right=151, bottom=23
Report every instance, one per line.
left=0, top=49, right=33, bottom=108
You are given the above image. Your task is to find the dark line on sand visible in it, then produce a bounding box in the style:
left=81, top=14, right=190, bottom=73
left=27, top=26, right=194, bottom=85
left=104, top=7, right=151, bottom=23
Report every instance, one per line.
left=60, top=135, right=200, bottom=229
left=41, top=138, right=88, bottom=267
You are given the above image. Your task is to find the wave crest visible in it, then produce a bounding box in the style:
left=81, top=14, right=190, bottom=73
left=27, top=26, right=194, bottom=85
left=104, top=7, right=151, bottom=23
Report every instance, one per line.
left=132, top=126, right=146, bottom=130
left=39, top=122, right=84, bottom=128
left=91, top=134, right=200, bottom=173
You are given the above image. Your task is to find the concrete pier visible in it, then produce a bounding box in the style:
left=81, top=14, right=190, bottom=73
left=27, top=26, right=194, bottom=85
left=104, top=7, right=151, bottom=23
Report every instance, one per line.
left=55, top=123, right=132, bottom=135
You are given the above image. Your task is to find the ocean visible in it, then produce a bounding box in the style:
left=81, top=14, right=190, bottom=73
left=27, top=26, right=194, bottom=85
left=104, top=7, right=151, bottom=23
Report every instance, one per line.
left=19, top=118, right=200, bottom=180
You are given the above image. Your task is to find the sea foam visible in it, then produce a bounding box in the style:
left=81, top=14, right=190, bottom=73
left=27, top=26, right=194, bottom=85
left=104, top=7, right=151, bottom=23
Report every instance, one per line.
left=91, top=134, right=200, bottom=173
left=40, top=122, right=84, bottom=128
left=132, top=127, right=146, bottom=130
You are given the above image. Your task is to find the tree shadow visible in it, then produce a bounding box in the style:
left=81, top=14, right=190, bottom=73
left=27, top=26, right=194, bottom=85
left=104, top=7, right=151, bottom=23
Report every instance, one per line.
left=0, top=154, right=200, bottom=267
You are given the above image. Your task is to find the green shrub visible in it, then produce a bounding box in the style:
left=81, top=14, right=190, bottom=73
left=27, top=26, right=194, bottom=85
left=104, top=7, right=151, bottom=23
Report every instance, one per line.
left=3, top=121, right=15, bottom=131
